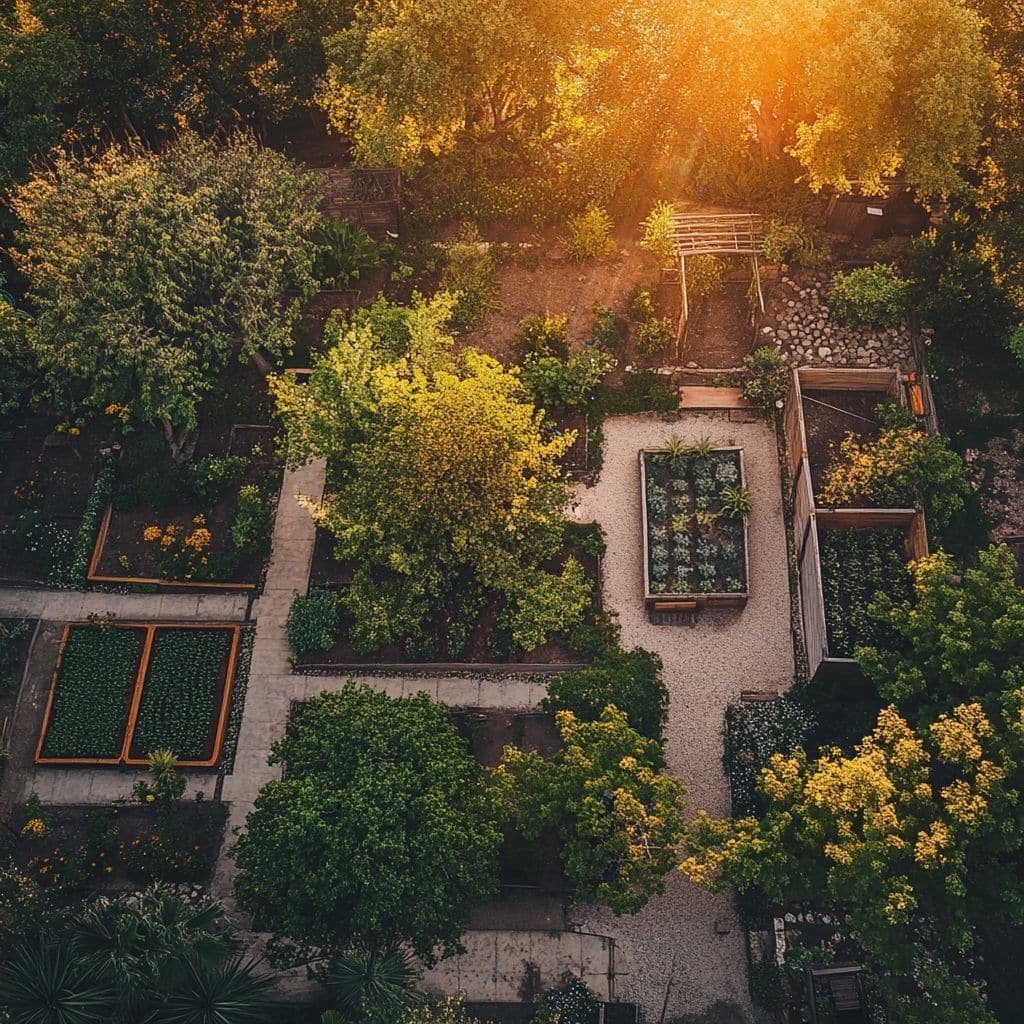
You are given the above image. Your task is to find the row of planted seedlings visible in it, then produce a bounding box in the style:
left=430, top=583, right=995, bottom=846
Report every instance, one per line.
left=35, top=621, right=240, bottom=766
left=783, top=366, right=929, bottom=678
left=640, top=435, right=752, bottom=612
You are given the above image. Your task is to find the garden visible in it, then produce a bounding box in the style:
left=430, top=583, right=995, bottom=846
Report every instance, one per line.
left=36, top=623, right=240, bottom=766
left=818, top=525, right=913, bottom=659
left=0, top=416, right=117, bottom=587
left=640, top=441, right=750, bottom=606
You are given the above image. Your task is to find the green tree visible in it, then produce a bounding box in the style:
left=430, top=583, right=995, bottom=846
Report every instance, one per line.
left=857, top=545, right=1024, bottom=721
left=682, top=703, right=1023, bottom=1024
left=9, top=132, right=320, bottom=456
left=542, top=648, right=668, bottom=743
left=233, top=686, right=502, bottom=961
left=499, top=707, right=685, bottom=914
left=272, top=335, right=579, bottom=657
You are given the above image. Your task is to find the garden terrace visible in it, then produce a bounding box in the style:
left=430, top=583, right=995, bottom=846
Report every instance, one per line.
left=36, top=623, right=240, bottom=767
left=639, top=447, right=749, bottom=612
left=783, top=367, right=929, bottom=679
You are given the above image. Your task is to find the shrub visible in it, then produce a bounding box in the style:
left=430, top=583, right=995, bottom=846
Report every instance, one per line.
left=761, top=216, right=828, bottom=269
left=749, top=959, right=788, bottom=1012
left=230, top=485, right=272, bottom=556
left=287, top=590, right=340, bottom=658
left=534, top=980, right=600, bottom=1024
left=520, top=350, right=616, bottom=411
left=594, top=371, right=678, bottom=414
left=515, top=312, right=569, bottom=360
left=1008, top=325, right=1024, bottom=365
left=819, top=405, right=970, bottom=530
left=565, top=205, right=616, bottom=261
left=590, top=305, right=623, bottom=350
left=636, top=316, right=673, bottom=354
left=187, top=456, right=246, bottom=506
left=440, top=225, right=497, bottom=333
left=640, top=200, right=675, bottom=267
left=741, top=346, right=789, bottom=418
left=0, top=619, right=29, bottom=695
left=629, top=284, right=657, bottom=322
left=0, top=509, right=73, bottom=579
left=686, top=254, right=726, bottom=298
left=500, top=559, right=592, bottom=653
left=829, top=264, right=910, bottom=328
left=542, top=648, right=668, bottom=743
left=313, top=219, right=384, bottom=288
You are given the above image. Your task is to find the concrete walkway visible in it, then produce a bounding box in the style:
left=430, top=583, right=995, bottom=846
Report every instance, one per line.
left=0, top=588, right=250, bottom=622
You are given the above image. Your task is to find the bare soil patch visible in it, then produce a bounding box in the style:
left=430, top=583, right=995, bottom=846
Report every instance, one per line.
left=802, top=389, right=882, bottom=498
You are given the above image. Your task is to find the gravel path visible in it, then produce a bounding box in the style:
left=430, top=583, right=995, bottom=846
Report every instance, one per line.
left=571, top=412, right=794, bottom=1022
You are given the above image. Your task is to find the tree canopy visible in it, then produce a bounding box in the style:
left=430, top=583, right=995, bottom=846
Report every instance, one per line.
left=233, top=686, right=502, bottom=962
left=9, top=132, right=320, bottom=455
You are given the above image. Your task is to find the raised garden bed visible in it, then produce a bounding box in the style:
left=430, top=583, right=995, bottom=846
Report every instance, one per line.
left=298, top=529, right=601, bottom=667
left=36, top=623, right=240, bottom=766
left=88, top=434, right=279, bottom=591
left=128, top=628, right=235, bottom=763
left=640, top=446, right=749, bottom=610
left=819, top=524, right=914, bottom=658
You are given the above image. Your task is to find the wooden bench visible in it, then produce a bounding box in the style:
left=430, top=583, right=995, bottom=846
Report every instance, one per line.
left=678, top=386, right=751, bottom=410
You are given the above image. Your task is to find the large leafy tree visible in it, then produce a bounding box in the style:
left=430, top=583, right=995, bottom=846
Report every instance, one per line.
left=499, top=707, right=686, bottom=914
left=271, top=318, right=585, bottom=658
left=683, top=704, right=1024, bottom=1023
left=9, top=132, right=320, bottom=456
left=233, top=686, right=503, bottom=962
left=318, top=0, right=594, bottom=168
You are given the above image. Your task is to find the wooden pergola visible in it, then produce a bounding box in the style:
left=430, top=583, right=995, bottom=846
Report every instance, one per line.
left=668, top=211, right=766, bottom=334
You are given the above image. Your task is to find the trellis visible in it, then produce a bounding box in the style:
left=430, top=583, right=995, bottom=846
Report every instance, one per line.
left=668, top=211, right=766, bottom=334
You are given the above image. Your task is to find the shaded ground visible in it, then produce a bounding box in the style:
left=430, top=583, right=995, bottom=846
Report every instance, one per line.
left=680, top=274, right=757, bottom=368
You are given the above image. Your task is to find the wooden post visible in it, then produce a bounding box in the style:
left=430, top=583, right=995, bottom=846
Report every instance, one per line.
left=752, top=251, right=765, bottom=312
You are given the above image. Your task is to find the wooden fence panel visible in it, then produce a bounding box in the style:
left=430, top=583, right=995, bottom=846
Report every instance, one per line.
left=783, top=369, right=807, bottom=481
left=798, top=367, right=897, bottom=392
left=799, top=521, right=827, bottom=680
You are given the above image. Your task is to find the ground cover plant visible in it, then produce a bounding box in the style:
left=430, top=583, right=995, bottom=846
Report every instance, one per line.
left=131, top=629, right=233, bottom=762
left=0, top=618, right=30, bottom=696
left=819, top=527, right=913, bottom=658
left=40, top=625, right=143, bottom=760
left=642, top=442, right=749, bottom=595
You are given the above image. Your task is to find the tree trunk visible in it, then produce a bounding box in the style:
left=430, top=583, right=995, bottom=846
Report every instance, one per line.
left=161, top=419, right=197, bottom=461
left=251, top=349, right=274, bottom=378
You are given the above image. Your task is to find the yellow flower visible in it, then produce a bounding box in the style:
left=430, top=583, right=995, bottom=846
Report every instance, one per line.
left=143, top=525, right=162, bottom=541
left=145, top=794, right=155, bottom=803
left=22, top=818, right=47, bottom=838
left=192, top=513, right=206, bottom=526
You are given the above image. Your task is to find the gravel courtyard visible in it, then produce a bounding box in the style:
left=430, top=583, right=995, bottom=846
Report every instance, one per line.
left=571, top=411, right=795, bottom=1022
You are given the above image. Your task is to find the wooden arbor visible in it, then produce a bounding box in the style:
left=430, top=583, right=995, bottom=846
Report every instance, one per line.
left=668, top=211, right=766, bottom=338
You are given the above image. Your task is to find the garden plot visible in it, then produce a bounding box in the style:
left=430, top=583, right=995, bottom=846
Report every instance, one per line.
left=36, top=623, right=239, bottom=766
left=640, top=445, right=750, bottom=609
left=818, top=523, right=914, bottom=659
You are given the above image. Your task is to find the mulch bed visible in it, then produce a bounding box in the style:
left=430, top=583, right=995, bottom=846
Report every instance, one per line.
left=681, top=273, right=757, bottom=368
left=11, top=800, right=227, bottom=896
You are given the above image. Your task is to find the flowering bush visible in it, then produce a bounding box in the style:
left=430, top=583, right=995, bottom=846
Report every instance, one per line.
left=741, top=346, right=789, bottom=418
left=520, top=350, right=616, bottom=411
left=640, top=200, right=675, bottom=267
left=440, top=225, right=497, bottom=333
left=724, top=698, right=815, bottom=817
left=143, top=515, right=216, bottom=581
left=515, top=312, right=569, bottom=360
left=534, top=980, right=600, bottom=1024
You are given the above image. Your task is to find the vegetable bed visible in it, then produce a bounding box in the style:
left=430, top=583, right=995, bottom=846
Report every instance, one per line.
left=130, top=629, right=233, bottom=762
left=819, top=526, right=912, bottom=657
left=641, top=446, right=749, bottom=602
left=39, top=626, right=145, bottom=760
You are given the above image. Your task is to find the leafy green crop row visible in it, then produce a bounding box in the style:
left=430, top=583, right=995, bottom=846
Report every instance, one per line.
left=132, top=629, right=231, bottom=760
left=43, top=626, right=143, bottom=758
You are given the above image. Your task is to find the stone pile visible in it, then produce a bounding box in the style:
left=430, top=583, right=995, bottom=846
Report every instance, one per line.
left=758, top=274, right=915, bottom=369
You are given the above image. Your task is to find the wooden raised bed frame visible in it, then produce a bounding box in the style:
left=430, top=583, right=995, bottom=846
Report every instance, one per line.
left=639, top=447, right=751, bottom=612
left=35, top=622, right=240, bottom=768
left=782, top=366, right=930, bottom=680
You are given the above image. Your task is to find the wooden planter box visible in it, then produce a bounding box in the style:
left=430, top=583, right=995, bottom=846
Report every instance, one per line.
left=639, top=447, right=750, bottom=612
left=36, top=622, right=240, bottom=768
